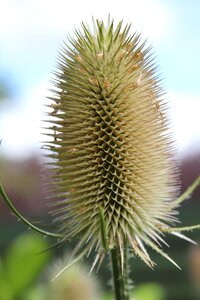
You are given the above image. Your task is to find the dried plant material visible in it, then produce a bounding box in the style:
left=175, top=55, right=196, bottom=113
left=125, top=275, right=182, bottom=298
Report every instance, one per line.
left=43, top=18, right=199, bottom=269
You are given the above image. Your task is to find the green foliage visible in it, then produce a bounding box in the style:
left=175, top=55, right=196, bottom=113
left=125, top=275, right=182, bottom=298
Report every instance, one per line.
left=102, top=283, right=165, bottom=300
left=0, top=232, right=51, bottom=299
left=22, top=285, right=48, bottom=300
left=102, top=293, right=113, bottom=300
left=132, top=283, right=165, bottom=300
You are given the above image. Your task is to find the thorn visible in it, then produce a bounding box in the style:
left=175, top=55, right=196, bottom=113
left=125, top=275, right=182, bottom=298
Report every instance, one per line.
left=52, top=248, right=88, bottom=281
left=171, top=231, right=198, bottom=245
left=89, top=253, right=99, bottom=275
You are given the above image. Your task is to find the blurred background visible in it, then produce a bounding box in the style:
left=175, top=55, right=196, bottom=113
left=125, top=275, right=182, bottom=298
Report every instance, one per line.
left=0, top=0, right=200, bottom=299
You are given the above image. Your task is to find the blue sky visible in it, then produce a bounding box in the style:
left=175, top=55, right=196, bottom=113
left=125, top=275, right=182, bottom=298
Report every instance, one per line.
left=0, top=0, right=200, bottom=158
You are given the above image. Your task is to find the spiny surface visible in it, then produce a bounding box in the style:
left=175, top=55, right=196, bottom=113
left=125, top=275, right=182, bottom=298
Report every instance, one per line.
left=45, top=19, right=179, bottom=268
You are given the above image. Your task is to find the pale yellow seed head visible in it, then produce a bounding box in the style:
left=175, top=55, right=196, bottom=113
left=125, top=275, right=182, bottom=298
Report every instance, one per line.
left=45, top=18, right=180, bottom=269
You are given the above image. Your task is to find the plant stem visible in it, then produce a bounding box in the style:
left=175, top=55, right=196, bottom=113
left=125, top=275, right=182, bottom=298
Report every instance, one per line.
left=110, top=245, right=130, bottom=300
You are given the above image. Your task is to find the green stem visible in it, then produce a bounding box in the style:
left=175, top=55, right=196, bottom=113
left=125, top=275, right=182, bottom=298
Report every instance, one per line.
left=110, top=245, right=130, bottom=300
left=0, top=184, right=63, bottom=239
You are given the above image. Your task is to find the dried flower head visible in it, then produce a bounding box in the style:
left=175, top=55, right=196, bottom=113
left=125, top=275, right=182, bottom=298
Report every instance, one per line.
left=0, top=18, right=199, bottom=274
left=43, top=18, right=200, bottom=270
left=49, top=255, right=101, bottom=300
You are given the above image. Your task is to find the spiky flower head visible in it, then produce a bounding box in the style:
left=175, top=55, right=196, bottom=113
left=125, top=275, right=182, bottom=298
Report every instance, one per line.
left=44, top=18, right=198, bottom=270
left=49, top=255, right=101, bottom=300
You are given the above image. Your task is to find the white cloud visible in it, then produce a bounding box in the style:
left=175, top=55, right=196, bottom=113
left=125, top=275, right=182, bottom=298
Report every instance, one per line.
left=0, top=0, right=173, bottom=43
left=168, top=92, right=200, bottom=154
left=0, top=81, right=48, bottom=158
left=0, top=0, right=174, bottom=90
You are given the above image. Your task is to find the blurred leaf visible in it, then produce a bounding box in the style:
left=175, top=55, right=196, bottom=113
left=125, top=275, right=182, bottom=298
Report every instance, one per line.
left=0, top=257, right=13, bottom=300
left=22, top=285, right=48, bottom=300
left=102, top=293, right=112, bottom=300
left=4, top=233, right=51, bottom=298
left=132, top=282, right=165, bottom=300
left=0, top=256, right=3, bottom=276
left=0, top=279, right=14, bottom=300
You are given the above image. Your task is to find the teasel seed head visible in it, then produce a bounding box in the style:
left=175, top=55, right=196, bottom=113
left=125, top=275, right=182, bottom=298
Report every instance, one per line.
left=44, top=18, right=183, bottom=270
left=49, top=255, right=101, bottom=300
